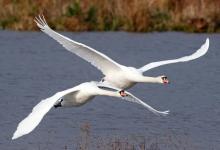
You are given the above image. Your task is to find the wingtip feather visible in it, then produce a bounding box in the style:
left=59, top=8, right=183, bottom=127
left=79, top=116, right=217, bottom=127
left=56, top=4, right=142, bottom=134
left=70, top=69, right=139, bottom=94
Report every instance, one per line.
left=200, top=37, right=209, bottom=56
left=206, top=37, right=209, bottom=47
left=34, top=14, right=50, bottom=30
left=12, top=132, right=19, bottom=140
left=12, top=126, right=26, bottom=140
left=152, top=110, right=169, bottom=117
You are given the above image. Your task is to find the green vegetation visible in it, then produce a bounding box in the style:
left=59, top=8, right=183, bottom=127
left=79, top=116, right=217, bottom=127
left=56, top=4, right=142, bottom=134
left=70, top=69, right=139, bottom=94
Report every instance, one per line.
left=0, top=0, right=219, bottom=32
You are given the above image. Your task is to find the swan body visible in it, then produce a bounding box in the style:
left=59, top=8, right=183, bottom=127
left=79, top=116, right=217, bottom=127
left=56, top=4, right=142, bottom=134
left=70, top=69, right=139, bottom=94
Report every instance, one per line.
left=102, top=66, right=164, bottom=89
left=12, top=81, right=169, bottom=140
left=35, top=15, right=209, bottom=89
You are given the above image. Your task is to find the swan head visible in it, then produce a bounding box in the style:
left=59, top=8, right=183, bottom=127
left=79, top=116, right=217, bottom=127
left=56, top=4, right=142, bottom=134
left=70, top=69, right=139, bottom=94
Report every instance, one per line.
left=158, top=75, right=169, bottom=84
left=119, top=90, right=128, bottom=97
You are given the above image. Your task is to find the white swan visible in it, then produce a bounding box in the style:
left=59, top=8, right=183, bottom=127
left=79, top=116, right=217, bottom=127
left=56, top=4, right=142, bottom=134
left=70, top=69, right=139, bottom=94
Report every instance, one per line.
left=34, top=15, right=209, bottom=89
left=12, top=81, right=169, bottom=140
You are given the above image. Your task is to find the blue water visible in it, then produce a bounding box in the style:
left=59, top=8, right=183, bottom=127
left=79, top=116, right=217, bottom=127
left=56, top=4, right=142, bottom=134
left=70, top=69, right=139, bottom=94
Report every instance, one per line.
left=0, top=31, right=220, bottom=149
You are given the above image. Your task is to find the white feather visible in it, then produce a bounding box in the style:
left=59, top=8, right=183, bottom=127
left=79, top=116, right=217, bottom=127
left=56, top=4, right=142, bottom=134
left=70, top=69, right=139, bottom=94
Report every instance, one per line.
left=139, top=38, right=209, bottom=72
left=12, top=87, right=78, bottom=140
left=98, top=82, right=169, bottom=116
left=12, top=82, right=170, bottom=140
left=34, top=15, right=209, bottom=89
left=34, top=15, right=122, bottom=76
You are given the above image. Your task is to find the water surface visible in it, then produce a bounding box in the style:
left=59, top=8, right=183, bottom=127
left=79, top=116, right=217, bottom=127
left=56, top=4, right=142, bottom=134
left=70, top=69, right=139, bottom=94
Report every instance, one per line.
left=0, top=31, right=220, bottom=149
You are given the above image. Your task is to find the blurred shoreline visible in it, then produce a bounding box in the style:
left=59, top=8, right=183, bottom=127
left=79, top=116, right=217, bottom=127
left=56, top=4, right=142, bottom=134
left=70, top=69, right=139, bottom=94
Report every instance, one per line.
left=0, top=0, right=220, bottom=32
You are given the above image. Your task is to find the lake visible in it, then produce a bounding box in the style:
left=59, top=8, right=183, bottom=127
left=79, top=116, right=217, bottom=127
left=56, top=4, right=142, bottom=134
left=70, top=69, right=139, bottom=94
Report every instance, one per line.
left=0, top=31, right=219, bottom=149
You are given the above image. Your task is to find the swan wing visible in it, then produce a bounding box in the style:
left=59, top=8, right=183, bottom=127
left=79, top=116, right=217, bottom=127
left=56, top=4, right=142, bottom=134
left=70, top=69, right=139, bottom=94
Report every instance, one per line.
left=96, top=81, right=121, bottom=91
left=12, top=87, right=79, bottom=140
left=122, top=93, right=169, bottom=116
left=97, top=82, right=169, bottom=116
left=139, top=38, right=209, bottom=73
left=34, top=15, right=122, bottom=76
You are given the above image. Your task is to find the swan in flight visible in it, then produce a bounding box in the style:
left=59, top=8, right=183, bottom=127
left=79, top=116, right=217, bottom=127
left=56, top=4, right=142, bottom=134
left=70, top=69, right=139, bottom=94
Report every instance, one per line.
left=12, top=81, right=169, bottom=140
left=34, top=15, right=209, bottom=89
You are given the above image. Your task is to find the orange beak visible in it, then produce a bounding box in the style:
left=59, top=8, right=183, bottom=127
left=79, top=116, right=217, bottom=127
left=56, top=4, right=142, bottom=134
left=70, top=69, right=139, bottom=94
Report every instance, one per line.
left=119, top=90, right=128, bottom=97
left=162, top=77, right=169, bottom=84
left=163, top=79, right=169, bottom=84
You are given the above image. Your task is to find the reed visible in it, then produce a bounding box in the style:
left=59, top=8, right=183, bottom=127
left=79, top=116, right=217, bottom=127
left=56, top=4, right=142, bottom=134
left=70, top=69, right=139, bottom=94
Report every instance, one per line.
left=72, top=122, right=198, bottom=150
left=0, top=0, right=219, bottom=32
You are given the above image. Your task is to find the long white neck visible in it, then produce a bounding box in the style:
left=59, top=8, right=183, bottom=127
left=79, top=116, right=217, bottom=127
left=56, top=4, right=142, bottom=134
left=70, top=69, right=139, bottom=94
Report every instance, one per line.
left=134, top=75, right=161, bottom=83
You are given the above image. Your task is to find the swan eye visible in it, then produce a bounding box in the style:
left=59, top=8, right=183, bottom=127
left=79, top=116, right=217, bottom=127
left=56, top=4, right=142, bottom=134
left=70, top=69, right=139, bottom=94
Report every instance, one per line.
left=162, top=76, right=167, bottom=80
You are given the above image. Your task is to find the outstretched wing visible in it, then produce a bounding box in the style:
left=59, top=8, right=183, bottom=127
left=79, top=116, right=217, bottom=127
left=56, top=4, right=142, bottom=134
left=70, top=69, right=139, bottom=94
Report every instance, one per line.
left=139, top=38, right=209, bottom=73
left=34, top=15, right=122, bottom=76
left=12, top=87, right=79, bottom=140
left=122, top=93, right=169, bottom=116
left=97, top=82, right=169, bottom=116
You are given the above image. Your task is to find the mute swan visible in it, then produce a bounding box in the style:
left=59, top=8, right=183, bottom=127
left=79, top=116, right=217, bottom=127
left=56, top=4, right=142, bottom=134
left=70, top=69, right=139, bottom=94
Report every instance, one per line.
left=34, top=15, right=209, bottom=89
left=12, top=81, right=169, bottom=140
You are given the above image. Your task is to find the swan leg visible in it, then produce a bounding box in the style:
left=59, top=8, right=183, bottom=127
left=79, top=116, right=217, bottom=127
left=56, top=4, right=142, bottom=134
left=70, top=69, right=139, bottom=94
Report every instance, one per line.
left=54, top=99, right=63, bottom=108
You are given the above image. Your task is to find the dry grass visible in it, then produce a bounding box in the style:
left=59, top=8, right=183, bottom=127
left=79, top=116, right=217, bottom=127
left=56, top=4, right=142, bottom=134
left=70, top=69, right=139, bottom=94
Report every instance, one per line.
left=69, top=122, right=198, bottom=150
left=0, top=0, right=219, bottom=32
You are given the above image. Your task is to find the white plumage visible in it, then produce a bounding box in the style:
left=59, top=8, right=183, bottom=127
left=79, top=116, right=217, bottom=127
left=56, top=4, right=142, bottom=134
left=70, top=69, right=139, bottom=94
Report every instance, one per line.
left=12, top=81, right=169, bottom=140
left=12, top=14, right=210, bottom=140
left=35, top=15, right=209, bottom=89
